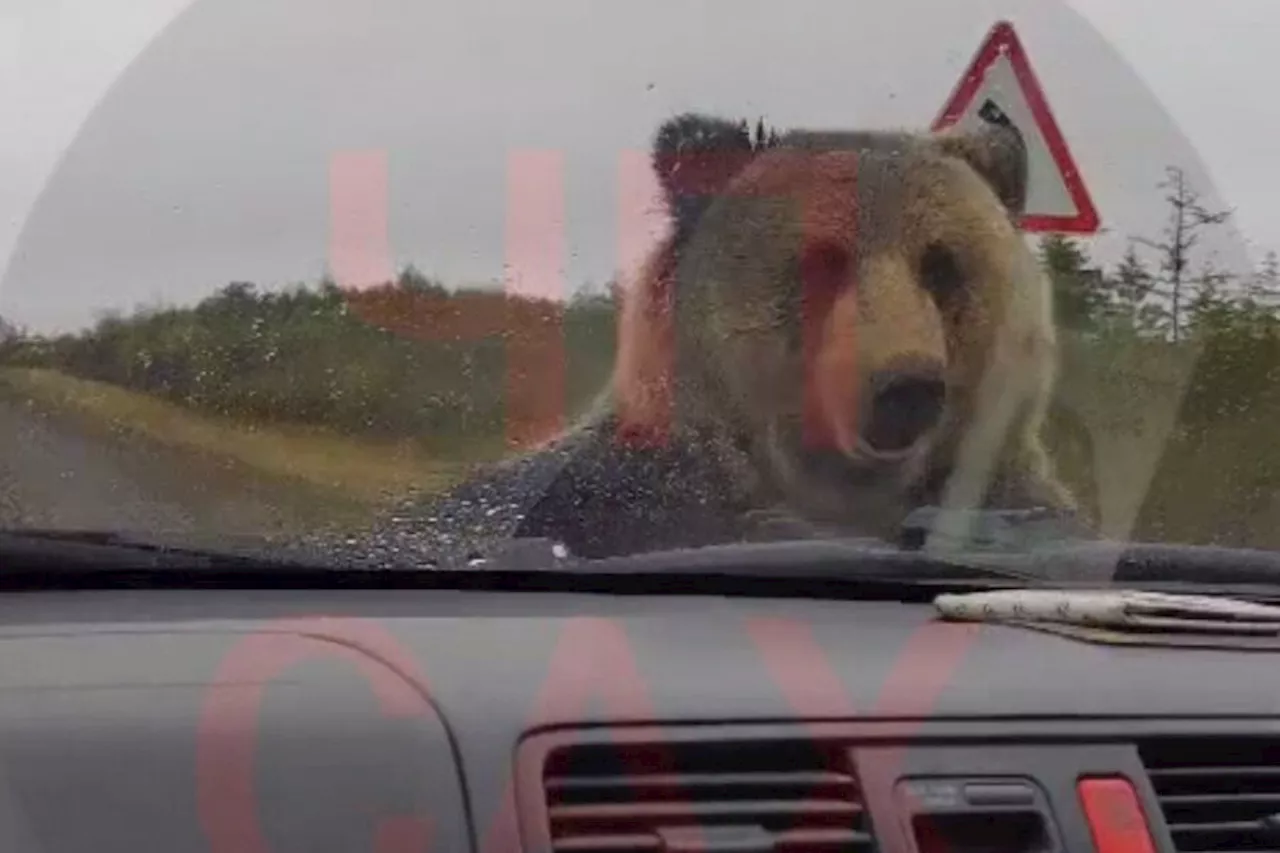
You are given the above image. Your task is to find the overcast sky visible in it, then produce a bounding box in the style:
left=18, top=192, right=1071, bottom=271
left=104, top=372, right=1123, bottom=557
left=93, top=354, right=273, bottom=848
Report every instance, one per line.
left=0, top=0, right=1276, bottom=334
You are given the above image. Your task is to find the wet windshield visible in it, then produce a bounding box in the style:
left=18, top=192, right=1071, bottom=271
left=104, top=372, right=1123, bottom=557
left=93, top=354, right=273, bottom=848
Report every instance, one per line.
left=0, top=0, right=1273, bottom=572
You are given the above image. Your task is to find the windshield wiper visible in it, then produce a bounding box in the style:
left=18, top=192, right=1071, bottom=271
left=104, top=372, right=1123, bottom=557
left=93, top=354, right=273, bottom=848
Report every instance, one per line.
left=0, top=526, right=1038, bottom=598
left=5, top=525, right=1280, bottom=604
left=0, top=528, right=323, bottom=572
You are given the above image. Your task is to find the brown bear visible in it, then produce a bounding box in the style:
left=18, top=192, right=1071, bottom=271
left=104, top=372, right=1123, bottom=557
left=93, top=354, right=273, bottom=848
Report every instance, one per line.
left=359, top=111, right=1079, bottom=565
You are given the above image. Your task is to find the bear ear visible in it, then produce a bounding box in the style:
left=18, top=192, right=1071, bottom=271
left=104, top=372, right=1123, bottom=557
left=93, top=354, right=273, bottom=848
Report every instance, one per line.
left=651, top=112, right=761, bottom=237
left=932, top=121, right=1029, bottom=217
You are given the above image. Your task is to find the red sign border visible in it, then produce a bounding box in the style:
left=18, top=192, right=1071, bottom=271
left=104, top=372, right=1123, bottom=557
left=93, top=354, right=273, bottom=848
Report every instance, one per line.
left=932, top=19, right=1101, bottom=235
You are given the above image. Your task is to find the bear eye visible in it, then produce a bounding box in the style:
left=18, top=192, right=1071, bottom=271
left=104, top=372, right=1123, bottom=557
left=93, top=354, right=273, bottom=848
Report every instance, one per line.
left=919, top=242, right=965, bottom=306
left=798, top=240, right=851, bottom=299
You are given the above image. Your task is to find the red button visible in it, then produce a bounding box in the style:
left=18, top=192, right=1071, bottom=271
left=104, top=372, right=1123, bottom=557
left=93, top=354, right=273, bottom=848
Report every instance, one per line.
left=1078, top=777, right=1158, bottom=853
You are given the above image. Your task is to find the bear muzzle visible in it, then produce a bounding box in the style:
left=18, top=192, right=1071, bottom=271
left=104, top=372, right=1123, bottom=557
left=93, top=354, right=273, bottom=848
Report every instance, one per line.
left=857, top=359, right=948, bottom=461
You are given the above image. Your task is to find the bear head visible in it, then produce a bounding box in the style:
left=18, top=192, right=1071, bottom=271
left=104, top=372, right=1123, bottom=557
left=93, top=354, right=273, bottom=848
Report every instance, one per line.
left=612, top=111, right=1067, bottom=535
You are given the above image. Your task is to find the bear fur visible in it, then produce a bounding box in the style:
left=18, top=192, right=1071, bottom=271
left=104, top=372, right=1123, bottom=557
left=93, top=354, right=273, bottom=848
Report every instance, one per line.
left=364, top=112, right=1078, bottom=565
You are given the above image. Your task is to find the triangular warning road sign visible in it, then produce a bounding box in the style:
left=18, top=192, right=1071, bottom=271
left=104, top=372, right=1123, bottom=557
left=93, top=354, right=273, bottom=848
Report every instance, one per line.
left=933, top=20, right=1101, bottom=235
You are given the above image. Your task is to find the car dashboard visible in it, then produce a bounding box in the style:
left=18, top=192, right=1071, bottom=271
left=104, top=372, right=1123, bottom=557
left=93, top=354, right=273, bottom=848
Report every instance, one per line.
left=0, top=585, right=1268, bottom=853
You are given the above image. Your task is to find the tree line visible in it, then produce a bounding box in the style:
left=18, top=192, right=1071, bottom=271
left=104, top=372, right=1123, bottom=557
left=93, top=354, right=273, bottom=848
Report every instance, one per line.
left=0, top=267, right=619, bottom=446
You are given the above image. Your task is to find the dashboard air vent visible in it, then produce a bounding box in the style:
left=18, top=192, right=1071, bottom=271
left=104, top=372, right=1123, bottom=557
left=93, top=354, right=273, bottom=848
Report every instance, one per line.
left=1139, top=737, right=1280, bottom=853
left=541, top=739, right=875, bottom=853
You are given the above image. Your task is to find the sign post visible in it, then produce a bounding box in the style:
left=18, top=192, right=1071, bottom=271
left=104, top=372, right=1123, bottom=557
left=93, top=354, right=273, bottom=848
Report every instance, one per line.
left=933, top=20, right=1101, bottom=235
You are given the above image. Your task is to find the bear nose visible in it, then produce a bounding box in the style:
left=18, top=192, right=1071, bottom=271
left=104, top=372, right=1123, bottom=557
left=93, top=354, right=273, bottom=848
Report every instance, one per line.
left=861, top=365, right=947, bottom=455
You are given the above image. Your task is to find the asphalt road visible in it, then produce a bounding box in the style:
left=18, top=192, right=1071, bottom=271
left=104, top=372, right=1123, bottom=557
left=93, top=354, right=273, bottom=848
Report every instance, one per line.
left=0, top=392, right=371, bottom=544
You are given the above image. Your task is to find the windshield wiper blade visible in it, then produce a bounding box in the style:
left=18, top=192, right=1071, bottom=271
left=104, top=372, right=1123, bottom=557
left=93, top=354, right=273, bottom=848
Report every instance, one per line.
left=0, top=527, right=1041, bottom=598
left=0, top=527, right=325, bottom=572
left=887, top=507, right=1280, bottom=589
left=1083, top=541, right=1280, bottom=587
left=570, top=537, right=1046, bottom=583
left=8, top=524, right=1280, bottom=601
